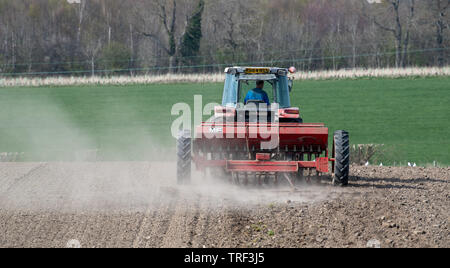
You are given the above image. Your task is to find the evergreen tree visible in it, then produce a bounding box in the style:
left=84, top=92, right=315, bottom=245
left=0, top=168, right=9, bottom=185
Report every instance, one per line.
left=180, top=0, right=205, bottom=66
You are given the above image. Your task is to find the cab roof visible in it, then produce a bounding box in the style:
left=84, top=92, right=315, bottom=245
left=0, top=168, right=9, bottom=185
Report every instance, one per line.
left=224, top=67, right=288, bottom=76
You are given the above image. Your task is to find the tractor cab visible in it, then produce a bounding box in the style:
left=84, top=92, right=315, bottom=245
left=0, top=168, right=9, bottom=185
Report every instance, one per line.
left=222, top=67, right=292, bottom=108
left=216, top=67, right=301, bottom=123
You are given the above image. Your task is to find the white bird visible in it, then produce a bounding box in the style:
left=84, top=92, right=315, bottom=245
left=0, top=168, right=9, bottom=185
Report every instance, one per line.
left=365, top=161, right=369, bottom=166
left=408, top=162, right=412, bottom=167
left=379, top=163, right=383, bottom=167
left=413, top=163, right=417, bottom=167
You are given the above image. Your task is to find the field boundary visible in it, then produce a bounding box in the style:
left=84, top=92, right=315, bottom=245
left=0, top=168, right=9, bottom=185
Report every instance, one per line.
left=1, top=66, right=449, bottom=87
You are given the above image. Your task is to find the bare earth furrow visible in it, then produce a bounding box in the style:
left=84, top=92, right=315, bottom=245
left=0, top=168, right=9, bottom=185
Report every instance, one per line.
left=0, top=162, right=448, bottom=248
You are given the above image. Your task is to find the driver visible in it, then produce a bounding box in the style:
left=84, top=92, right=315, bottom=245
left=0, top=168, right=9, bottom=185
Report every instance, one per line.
left=244, top=80, right=270, bottom=105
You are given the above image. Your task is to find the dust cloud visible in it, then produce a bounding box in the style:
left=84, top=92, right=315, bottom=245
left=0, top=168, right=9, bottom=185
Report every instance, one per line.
left=0, top=159, right=341, bottom=213
left=0, top=97, right=339, bottom=213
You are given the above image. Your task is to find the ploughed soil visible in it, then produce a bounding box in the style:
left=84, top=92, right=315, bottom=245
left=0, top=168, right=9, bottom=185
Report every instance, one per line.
left=0, top=162, right=448, bottom=248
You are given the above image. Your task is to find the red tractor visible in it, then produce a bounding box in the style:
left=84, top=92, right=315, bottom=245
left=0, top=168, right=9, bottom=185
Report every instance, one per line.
left=177, top=67, right=349, bottom=187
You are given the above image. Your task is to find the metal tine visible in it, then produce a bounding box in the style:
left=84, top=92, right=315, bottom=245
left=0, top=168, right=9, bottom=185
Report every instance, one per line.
left=282, top=173, right=297, bottom=190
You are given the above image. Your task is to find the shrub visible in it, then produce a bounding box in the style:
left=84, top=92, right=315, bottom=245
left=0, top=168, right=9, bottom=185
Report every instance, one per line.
left=350, top=144, right=385, bottom=165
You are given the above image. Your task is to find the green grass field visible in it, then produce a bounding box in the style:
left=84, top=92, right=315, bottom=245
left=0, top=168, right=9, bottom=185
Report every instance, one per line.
left=0, top=77, right=449, bottom=165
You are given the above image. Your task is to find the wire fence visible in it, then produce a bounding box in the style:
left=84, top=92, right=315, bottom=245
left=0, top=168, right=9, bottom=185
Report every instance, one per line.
left=0, top=47, right=448, bottom=77
left=0, top=43, right=401, bottom=67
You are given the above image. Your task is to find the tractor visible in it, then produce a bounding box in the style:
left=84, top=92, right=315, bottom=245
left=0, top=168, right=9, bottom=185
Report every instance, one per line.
left=177, top=67, right=349, bottom=188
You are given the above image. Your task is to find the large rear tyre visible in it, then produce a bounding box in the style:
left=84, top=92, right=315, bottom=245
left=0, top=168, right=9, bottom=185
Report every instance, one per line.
left=177, top=130, right=191, bottom=185
left=333, top=130, right=350, bottom=186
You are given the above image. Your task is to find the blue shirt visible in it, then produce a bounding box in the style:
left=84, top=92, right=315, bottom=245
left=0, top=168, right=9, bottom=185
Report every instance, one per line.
left=244, top=88, right=270, bottom=105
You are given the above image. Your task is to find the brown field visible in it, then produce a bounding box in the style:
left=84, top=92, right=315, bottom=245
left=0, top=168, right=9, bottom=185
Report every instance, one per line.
left=0, top=162, right=448, bottom=248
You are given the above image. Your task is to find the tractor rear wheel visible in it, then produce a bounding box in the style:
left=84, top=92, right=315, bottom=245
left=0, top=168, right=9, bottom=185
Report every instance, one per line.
left=333, top=130, right=350, bottom=186
left=177, top=130, right=191, bottom=185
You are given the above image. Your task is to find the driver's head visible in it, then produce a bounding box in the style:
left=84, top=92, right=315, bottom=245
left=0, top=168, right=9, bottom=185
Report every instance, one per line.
left=256, top=80, right=264, bottom=89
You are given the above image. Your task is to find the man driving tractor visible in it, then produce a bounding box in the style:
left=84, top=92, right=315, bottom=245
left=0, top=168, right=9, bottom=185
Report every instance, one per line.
left=177, top=67, right=350, bottom=187
left=244, top=80, right=270, bottom=106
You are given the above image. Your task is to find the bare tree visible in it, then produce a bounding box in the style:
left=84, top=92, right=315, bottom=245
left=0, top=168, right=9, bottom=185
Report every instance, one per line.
left=83, top=38, right=102, bottom=76
left=402, top=0, right=416, bottom=66
left=76, top=0, right=87, bottom=52
left=430, top=0, right=449, bottom=66
left=81, top=3, right=104, bottom=76
left=135, top=0, right=180, bottom=72
left=373, top=0, right=416, bottom=68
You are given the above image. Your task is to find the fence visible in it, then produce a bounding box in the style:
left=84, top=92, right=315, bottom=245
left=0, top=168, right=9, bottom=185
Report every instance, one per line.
left=1, top=47, right=448, bottom=78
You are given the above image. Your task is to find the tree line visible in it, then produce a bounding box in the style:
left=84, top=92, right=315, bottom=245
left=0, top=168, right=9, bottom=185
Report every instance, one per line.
left=0, top=0, right=448, bottom=76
